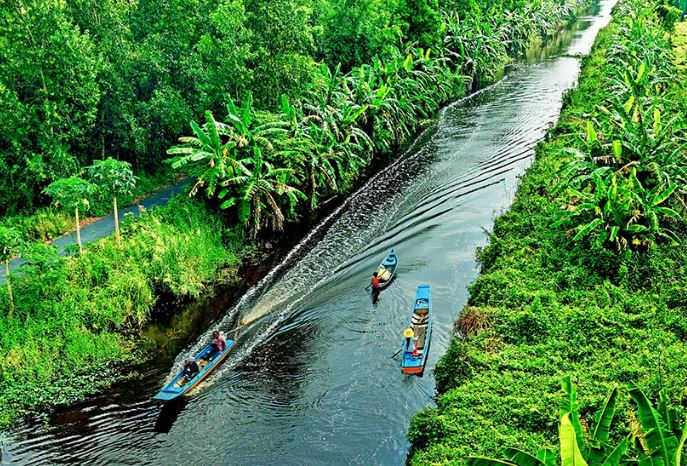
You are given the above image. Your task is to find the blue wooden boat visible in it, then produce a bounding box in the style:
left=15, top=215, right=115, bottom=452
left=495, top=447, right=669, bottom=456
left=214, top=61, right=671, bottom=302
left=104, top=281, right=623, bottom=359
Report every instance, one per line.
left=152, top=338, right=236, bottom=401
left=401, top=284, right=432, bottom=374
left=373, top=249, right=398, bottom=290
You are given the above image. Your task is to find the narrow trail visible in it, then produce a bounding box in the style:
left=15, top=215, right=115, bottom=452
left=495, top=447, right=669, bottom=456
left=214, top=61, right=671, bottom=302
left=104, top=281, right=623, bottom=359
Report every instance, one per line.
left=1, top=2, right=616, bottom=464
left=0, top=182, right=188, bottom=282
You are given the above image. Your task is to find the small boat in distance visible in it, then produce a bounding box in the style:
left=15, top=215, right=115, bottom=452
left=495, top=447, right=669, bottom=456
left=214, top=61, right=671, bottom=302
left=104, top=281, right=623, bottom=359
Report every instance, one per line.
left=401, top=284, right=432, bottom=375
left=152, top=338, right=236, bottom=402
left=373, top=249, right=398, bottom=290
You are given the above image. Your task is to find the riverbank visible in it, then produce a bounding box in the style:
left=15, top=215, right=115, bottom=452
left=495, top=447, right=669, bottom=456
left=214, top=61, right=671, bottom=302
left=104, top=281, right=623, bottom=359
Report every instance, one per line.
left=0, top=197, right=250, bottom=426
left=0, top=0, right=595, bottom=429
left=407, top=1, right=687, bottom=462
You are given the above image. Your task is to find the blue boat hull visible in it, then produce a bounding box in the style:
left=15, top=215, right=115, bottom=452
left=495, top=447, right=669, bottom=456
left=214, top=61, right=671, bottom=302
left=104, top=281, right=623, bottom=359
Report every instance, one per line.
left=152, top=340, right=235, bottom=401
left=401, top=284, right=432, bottom=374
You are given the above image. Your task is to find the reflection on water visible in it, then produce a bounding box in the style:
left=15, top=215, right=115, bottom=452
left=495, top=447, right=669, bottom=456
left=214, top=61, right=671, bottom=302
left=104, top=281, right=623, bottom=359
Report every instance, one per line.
left=1, top=2, right=617, bottom=465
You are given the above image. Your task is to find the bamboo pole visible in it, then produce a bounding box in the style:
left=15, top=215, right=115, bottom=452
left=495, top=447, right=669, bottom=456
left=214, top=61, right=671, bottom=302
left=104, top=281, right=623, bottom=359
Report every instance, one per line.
left=5, top=259, right=13, bottom=317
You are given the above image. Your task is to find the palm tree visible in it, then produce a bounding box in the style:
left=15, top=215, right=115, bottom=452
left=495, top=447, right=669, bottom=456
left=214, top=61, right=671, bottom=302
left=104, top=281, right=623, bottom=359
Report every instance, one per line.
left=43, top=177, right=95, bottom=253
left=219, top=154, right=306, bottom=239
left=87, top=157, right=137, bottom=247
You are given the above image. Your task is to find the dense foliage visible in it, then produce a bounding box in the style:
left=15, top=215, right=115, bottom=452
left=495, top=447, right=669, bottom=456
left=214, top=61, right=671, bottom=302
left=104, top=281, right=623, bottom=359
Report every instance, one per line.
left=168, top=0, right=591, bottom=237
left=0, top=197, right=245, bottom=426
left=0, top=0, right=442, bottom=214
left=1, top=0, right=589, bottom=218
left=466, top=377, right=687, bottom=466
left=553, top=0, right=687, bottom=250
left=407, top=2, right=687, bottom=463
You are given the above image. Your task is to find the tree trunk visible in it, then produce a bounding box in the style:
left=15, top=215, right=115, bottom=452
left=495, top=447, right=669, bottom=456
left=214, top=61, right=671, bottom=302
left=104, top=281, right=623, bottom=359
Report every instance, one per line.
left=5, top=260, right=13, bottom=317
left=75, top=206, right=83, bottom=253
left=100, top=108, right=105, bottom=159
left=114, top=196, right=120, bottom=247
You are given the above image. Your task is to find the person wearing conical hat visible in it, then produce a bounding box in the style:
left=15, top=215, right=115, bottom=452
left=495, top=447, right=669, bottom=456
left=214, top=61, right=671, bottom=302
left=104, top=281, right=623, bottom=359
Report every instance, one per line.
left=403, top=328, right=414, bottom=352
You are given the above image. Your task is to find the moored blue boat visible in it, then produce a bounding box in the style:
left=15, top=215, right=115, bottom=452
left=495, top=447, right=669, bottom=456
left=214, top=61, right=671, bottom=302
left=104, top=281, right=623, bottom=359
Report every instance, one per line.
left=152, top=338, right=236, bottom=401
left=401, top=284, right=432, bottom=375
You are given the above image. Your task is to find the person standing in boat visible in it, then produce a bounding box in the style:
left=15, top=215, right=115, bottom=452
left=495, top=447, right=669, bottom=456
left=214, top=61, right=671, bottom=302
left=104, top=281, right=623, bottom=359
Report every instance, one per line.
left=208, top=331, right=227, bottom=359
left=403, top=328, right=414, bottom=352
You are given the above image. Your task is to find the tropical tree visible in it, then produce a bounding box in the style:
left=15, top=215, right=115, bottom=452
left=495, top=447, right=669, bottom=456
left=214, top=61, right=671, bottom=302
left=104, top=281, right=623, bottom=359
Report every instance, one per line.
left=0, top=226, right=22, bottom=316
left=87, top=157, right=137, bottom=247
left=166, top=110, right=247, bottom=198
left=43, top=177, right=95, bottom=253
left=466, top=377, right=627, bottom=466
left=167, top=93, right=292, bottom=201
left=218, top=154, right=306, bottom=239
left=465, top=378, right=687, bottom=466
left=301, top=63, right=374, bottom=183
left=627, top=382, right=687, bottom=466
left=0, top=0, right=100, bottom=214
left=552, top=10, right=687, bottom=251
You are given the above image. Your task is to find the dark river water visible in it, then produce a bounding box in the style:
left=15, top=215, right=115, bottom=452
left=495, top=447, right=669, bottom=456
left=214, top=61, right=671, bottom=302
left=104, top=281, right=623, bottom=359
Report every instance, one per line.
left=1, top=2, right=616, bottom=464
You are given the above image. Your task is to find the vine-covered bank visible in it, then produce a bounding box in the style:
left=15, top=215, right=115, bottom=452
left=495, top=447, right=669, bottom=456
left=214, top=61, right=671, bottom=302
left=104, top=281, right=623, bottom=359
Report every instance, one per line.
left=408, top=0, right=687, bottom=463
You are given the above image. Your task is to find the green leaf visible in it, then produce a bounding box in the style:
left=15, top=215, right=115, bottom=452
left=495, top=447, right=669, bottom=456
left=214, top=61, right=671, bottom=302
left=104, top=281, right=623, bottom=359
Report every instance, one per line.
left=535, top=449, right=556, bottom=466
left=220, top=197, right=237, bottom=209
left=238, top=199, right=251, bottom=223
left=591, top=385, right=618, bottom=442
left=635, top=62, right=646, bottom=83
left=654, top=207, right=682, bottom=221
left=624, top=95, right=635, bottom=115
left=628, top=382, right=677, bottom=465
left=466, top=457, right=516, bottom=466
left=503, top=448, right=548, bottom=466
left=600, top=438, right=628, bottom=466
left=561, top=377, right=585, bottom=449
left=625, top=224, right=649, bottom=233
left=586, top=121, right=598, bottom=144
left=612, top=140, right=623, bottom=159
left=653, top=108, right=662, bottom=134
left=560, top=413, right=588, bottom=466
left=652, top=184, right=677, bottom=207
left=573, top=218, right=604, bottom=241
left=675, top=416, right=687, bottom=466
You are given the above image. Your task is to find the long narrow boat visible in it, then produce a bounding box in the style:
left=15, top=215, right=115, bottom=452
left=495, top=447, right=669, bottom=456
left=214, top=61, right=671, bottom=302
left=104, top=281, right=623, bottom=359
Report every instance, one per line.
left=401, top=284, right=432, bottom=375
left=152, top=338, right=236, bottom=401
left=373, top=249, right=398, bottom=290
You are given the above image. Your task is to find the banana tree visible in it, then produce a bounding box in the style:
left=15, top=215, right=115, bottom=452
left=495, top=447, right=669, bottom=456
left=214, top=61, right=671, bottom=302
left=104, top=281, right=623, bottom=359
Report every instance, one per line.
left=219, top=154, right=306, bottom=239
left=466, top=377, right=627, bottom=466
left=166, top=110, right=247, bottom=198
left=87, top=157, right=137, bottom=247
left=43, top=177, right=95, bottom=253
left=0, top=226, right=22, bottom=316
left=627, top=383, right=687, bottom=466
left=554, top=121, right=684, bottom=250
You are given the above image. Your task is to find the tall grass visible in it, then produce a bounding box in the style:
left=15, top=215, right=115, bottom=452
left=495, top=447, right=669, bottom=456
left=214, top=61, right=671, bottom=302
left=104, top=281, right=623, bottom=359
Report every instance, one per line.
left=0, top=196, right=243, bottom=426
